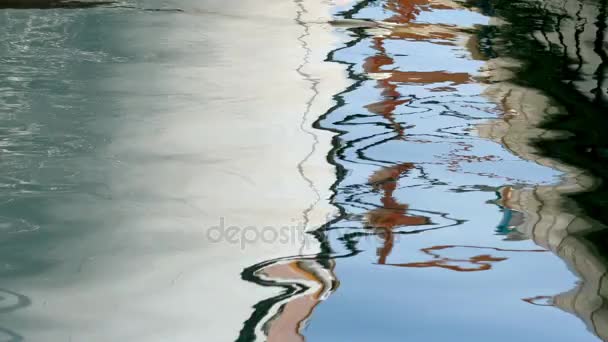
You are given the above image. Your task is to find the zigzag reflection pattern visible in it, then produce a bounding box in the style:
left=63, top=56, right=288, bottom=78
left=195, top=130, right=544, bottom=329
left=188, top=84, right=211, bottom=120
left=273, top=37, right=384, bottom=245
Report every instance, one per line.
left=235, top=0, right=574, bottom=340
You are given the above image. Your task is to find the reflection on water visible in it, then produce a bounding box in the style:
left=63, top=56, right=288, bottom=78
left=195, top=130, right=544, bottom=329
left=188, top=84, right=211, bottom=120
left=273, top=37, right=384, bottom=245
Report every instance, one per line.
left=475, top=0, right=608, bottom=339
left=380, top=245, right=546, bottom=271
left=240, top=0, right=608, bottom=341
left=1, top=0, right=608, bottom=340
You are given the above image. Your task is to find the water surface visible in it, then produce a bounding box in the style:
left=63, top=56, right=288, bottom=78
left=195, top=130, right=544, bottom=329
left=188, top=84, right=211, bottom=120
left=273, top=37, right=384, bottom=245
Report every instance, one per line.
left=1, top=0, right=608, bottom=341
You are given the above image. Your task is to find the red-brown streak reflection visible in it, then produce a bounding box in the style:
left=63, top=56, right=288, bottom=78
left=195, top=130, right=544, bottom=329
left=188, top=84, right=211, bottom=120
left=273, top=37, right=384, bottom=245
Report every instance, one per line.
left=384, top=0, right=455, bottom=23
left=386, top=23, right=461, bottom=42
left=363, top=37, right=410, bottom=138
left=381, top=245, right=548, bottom=272
left=362, top=0, right=473, bottom=139
left=366, top=163, right=431, bottom=264
left=361, top=0, right=472, bottom=267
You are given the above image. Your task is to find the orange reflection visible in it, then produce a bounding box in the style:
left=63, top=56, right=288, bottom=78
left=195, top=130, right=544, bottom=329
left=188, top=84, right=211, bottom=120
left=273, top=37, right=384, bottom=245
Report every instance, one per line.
left=262, top=260, right=336, bottom=342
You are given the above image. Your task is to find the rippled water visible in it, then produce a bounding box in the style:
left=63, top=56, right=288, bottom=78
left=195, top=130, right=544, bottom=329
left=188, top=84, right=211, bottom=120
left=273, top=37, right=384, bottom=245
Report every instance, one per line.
left=0, top=0, right=607, bottom=341
left=242, top=0, right=608, bottom=341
